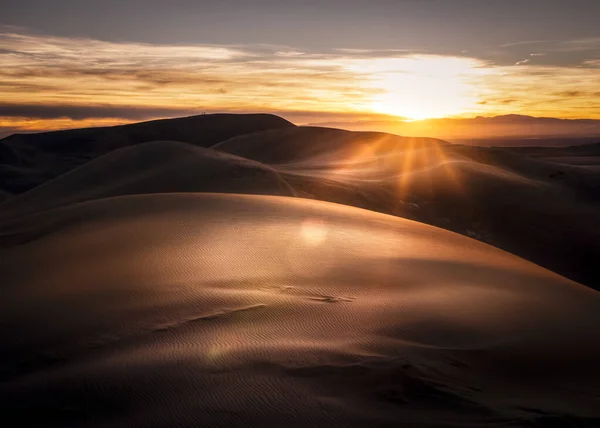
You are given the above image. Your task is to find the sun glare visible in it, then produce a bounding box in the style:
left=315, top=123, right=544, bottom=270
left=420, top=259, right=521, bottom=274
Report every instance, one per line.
left=349, top=56, right=487, bottom=120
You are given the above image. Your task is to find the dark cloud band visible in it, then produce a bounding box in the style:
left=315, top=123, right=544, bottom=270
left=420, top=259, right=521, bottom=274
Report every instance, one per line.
left=0, top=104, right=203, bottom=120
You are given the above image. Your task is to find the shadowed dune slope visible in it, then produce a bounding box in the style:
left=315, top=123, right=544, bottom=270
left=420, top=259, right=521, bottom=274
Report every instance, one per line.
left=0, top=114, right=295, bottom=194
left=508, top=141, right=600, bottom=158
left=508, top=142, right=600, bottom=171
left=1, top=193, right=599, bottom=427
left=0, top=141, right=295, bottom=220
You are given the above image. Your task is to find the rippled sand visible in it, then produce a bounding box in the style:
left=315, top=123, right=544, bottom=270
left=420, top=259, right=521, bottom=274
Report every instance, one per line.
left=2, top=193, right=599, bottom=427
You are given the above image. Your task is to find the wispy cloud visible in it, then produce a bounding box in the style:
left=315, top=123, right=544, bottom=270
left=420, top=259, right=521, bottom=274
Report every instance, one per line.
left=555, top=37, right=600, bottom=52
left=1, top=30, right=600, bottom=134
left=0, top=31, right=376, bottom=116
left=0, top=103, right=200, bottom=120
left=474, top=63, right=600, bottom=118
left=0, top=31, right=486, bottom=124
left=499, top=40, right=554, bottom=48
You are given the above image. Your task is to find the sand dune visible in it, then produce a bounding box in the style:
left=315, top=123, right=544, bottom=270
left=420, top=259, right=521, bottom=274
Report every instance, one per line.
left=215, top=126, right=600, bottom=288
left=213, top=126, right=445, bottom=164
left=0, top=141, right=295, bottom=220
left=1, top=193, right=599, bottom=427
left=1, top=114, right=599, bottom=426
left=0, top=113, right=294, bottom=194
left=508, top=142, right=600, bottom=171
left=2, top=116, right=599, bottom=287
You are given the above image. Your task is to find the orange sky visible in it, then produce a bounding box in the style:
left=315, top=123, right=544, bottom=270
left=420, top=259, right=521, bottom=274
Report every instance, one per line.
left=1, top=31, right=600, bottom=135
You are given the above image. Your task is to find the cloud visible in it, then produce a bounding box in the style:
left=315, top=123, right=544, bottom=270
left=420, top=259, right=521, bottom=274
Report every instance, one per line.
left=0, top=103, right=203, bottom=120
left=274, top=50, right=306, bottom=57
left=476, top=63, right=600, bottom=118
left=555, top=37, right=600, bottom=52
left=582, top=59, right=600, bottom=68
left=0, top=30, right=381, bottom=116
left=499, top=40, right=554, bottom=48
left=1, top=30, right=600, bottom=134
left=555, top=91, right=583, bottom=98
left=493, top=37, right=599, bottom=68
left=0, top=30, right=492, bottom=122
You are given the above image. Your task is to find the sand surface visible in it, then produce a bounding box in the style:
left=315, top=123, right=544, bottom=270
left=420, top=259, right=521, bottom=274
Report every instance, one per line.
left=1, top=115, right=600, bottom=427
left=3, top=125, right=600, bottom=287
left=215, top=128, right=600, bottom=288
left=1, top=193, right=599, bottom=427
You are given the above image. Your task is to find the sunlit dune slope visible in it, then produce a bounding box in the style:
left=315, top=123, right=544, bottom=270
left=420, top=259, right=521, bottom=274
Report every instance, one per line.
left=215, top=126, right=600, bottom=288
left=0, top=113, right=294, bottom=194
left=1, top=114, right=599, bottom=287
left=212, top=126, right=446, bottom=164
left=0, top=141, right=295, bottom=220
left=1, top=193, right=599, bottom=427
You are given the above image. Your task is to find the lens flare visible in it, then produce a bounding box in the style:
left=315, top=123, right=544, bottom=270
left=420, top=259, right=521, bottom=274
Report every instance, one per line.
left=301, top=218, right=328, bottom=246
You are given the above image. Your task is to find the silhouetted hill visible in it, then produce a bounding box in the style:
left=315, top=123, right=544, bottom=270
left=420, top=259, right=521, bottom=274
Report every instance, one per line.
left=308, top=115, right=600, bottom=142
left=0, top=113, right=294, bottom=194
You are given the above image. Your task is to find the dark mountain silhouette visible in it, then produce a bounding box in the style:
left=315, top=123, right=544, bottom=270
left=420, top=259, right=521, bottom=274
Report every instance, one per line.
left=307, top=114, right=600, bottom=143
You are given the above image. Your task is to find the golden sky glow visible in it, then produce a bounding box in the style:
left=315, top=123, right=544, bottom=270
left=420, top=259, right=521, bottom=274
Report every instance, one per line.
left=1, top=31, right=600, bottom=135
left=346, top=56, right=490, bottom=120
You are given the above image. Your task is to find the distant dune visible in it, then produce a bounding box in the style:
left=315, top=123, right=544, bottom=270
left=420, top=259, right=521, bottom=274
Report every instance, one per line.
left=1, top=114, right=599, bottom=427
left=307, top=115, right=600, bottom=143
left=213, top=126, right=446, bottom=163
left=508, top=142, right=600, bottom=171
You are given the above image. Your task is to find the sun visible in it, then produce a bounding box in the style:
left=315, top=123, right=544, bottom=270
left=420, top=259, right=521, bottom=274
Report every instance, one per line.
left=354, top=55, right=485, bottom=121
left=372, top=99, right=444, bottom=121
left=370, top=87, right=473, bottom=121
